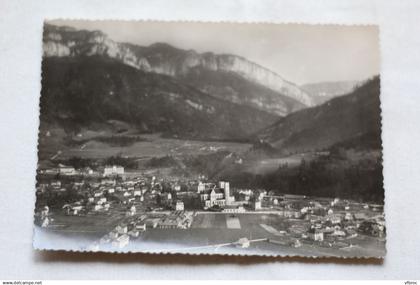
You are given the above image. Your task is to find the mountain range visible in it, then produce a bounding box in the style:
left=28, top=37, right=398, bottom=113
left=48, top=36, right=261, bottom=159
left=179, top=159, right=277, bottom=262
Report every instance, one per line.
left=43, top=24, right=312, bottom=117
left=41, top=24, right=381, bottom=154
left=301, top=80, right=361, bottom=105
left=41, top=56, right=280, bottom=141
left=39, top=24, right=382, bottom=201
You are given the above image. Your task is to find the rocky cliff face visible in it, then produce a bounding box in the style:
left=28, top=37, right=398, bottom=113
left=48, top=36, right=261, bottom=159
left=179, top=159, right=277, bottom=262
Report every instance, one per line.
left=43, top=25, right=151, bottom=70
left=43, top=24, right=313, bottom=114
left=200, top=54, right=313, bottom=106
left=139, top=48, right=313, bottom=107
left=40, top=56, right=279, bottom=141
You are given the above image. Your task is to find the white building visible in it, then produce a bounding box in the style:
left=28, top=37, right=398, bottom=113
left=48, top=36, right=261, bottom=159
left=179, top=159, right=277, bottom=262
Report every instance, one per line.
left=201, top=181, right=234, bottom=208
left=175, top=201, right=185, bottom=211
left=93, top=204, right=103, bottom=211
left=327, top=214, right=342, bottom=225
left=127, top=205, right=136, bottom=216
left=109, top=231, right=119, bottom=239
left=59, top=165, right=76, bottom=176
left=308, top=229, right=324, bottom=241
left=223, top=205, right=245, bottom=213
left=345, top=212, right=354, bottom=221
left=112, top=234, right=129, bottom=248
left=219, top=181, right=233, bottom=205
left=50, top=181, right=61, bottom=188
left=201, top=188, right=226, bottom=208
left=197, top=182, right=206, bottom=193
left=116, top=224, right=128, bottom=234
left=136, top=223, right=147, bottom=231
left=236, top=237, right=250, bottom=248
left=253, top=200, right=262, bottom=210
left=219, top=181, right=229, bottom=197
left=103, top=165, right=124, bottom=177
left=98, top=197, right=107, bottom=204
left=41, top=206, right=49, bottom=219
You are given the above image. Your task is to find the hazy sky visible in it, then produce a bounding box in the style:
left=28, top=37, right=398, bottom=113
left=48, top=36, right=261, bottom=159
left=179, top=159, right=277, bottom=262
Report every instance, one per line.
left=49, top=20, right=380, bottom=85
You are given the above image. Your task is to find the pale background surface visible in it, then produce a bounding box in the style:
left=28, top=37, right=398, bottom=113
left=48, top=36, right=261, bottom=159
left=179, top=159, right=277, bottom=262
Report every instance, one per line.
left=0, top=0, right=419, bottom=279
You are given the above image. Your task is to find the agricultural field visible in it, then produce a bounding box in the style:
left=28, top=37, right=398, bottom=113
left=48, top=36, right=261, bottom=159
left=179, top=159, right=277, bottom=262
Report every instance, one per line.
left=63, top=135, right=251, bottom=159
left=44, top=208, right=126, bottom=237
left=35, top=211, right=386, bottom=257
left=135, top=213, right=384, bottom=257
left=39, top=129, right=252, bottom=161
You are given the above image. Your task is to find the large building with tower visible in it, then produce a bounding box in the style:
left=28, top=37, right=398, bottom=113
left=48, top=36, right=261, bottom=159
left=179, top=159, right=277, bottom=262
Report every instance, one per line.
left=200, top=181, right=233, bottom=208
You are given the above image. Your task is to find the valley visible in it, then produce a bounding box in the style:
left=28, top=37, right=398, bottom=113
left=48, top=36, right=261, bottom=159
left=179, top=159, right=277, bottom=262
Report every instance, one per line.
left=34, top=21, right=384, bottom=257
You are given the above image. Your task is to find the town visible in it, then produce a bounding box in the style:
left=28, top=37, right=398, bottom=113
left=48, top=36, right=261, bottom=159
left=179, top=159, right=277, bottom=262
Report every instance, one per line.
left=35, top=163, right=386, bottom=256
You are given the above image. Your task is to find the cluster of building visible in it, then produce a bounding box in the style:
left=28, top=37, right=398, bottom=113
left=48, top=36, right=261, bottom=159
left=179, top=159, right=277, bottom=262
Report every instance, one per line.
left=37, top=164, right=246, bottom=216
left=226, top=189, right=386, bottom=247
left=37, top=166, right=187, bottom=217
left=37, top=163, right=385, bottom=249
left=98, top=221, right=142, bottom=249
left=301, top=210, right=385, bottom=248
left=94, top=211, right=194, bottom=249
left=262, top=195, right=385, bottom=246
left=38, top=164, right=124, bottom=177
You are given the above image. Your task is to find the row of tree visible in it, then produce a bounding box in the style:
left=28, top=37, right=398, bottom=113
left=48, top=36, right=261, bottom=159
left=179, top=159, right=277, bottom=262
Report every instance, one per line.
left=225, top=156, right=384, bottom=203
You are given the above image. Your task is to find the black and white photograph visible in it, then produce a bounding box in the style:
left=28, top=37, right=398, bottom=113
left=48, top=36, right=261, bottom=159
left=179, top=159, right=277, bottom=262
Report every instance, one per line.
left=33, top=20, right=385, bottom=258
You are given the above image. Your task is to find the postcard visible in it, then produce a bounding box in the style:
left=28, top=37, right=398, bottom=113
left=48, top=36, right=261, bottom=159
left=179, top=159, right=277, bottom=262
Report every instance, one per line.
left=34, top=20, right=384, bottom=257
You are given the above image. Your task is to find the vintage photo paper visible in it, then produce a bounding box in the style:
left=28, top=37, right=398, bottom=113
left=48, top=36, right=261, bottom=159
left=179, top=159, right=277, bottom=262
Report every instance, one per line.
left=34, top=20, right=385, bottom=258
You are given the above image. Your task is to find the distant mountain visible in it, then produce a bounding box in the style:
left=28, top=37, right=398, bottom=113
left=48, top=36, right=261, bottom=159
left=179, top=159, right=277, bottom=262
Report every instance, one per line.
left=259, top=76, right=381, bottom=154
left=43, top=24, right=312, bottom=116
left=40, top=56, right=278, bottom=141
left=301, top=80, right=361, bottom=105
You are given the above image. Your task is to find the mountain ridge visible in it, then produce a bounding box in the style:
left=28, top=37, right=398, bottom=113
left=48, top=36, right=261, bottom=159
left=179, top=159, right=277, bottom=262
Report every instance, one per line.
left=40, top=56, right=279, bottom=141
left=301, top=80, right=361, bottom=105
left=258, top=76, right=381, bottom=154
left=42, top=23, right=313, bottom=115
